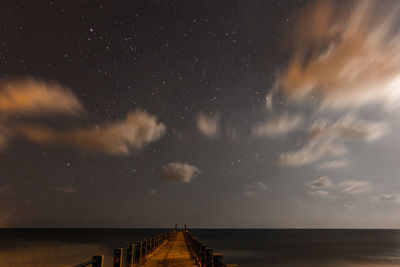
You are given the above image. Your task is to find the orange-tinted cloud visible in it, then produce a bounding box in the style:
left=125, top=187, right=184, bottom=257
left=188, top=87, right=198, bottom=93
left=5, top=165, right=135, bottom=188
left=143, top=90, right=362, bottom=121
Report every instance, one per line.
left=0, top=78, right=83, bottom=116
left=18, top=110, right=166, bottom=155
left=273, top=0, right=400, bottom=110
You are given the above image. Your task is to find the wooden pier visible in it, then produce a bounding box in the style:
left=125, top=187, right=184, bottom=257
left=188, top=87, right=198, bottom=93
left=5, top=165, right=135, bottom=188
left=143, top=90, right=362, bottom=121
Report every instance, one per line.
left=73, top=228, right=238, bottom=267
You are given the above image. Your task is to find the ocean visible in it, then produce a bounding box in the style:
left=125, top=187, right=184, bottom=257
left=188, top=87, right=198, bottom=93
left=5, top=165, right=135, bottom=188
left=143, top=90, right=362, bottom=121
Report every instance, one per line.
left=1, top=229, right=400, bottom=266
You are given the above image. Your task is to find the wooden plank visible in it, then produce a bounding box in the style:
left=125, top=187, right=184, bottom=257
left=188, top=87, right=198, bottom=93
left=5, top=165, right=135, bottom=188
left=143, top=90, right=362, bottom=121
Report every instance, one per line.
left=142, top=231, right=198, bottom=267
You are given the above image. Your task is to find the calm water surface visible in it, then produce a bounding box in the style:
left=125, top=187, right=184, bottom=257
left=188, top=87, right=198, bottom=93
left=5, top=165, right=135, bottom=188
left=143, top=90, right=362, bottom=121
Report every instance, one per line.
left=1, top=229, right=400, bottom=266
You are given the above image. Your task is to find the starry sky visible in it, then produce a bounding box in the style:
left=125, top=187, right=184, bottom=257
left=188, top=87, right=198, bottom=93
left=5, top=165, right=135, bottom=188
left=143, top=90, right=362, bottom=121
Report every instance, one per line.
left=1, top=0, right=400, bottom=228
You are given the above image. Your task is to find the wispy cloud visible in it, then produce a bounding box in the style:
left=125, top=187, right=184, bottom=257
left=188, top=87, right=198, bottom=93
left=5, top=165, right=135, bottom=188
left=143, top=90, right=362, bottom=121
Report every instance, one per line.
left=316, top=159, right=351, bottom=170
left=309, top=115, right=388, bottom=143
left=307, top=177, right=332, bottom=190
left=372, top=194, right=400, bottom=203
left=307, top=177, right=335, bottom=198
left=307, top=178, right=372, bottom=197
left=278, top=115, right=387, bottom=166
left=0, top=78, right=83, bottom=116
left=17, top=109, right=166, bottom=155
left=272, top=0, right=400, bottom=111
left=161, top=162, right=200, bottom=183
left=309, top=190, right=335, bottom=198
left=252, top=113, right=303, bottom=138
left=278, top=139, right=346, bottom=166
left=243, top=181, right=267, bottom=197
left=339, top=181, right=372, bottom=194
left=196, top=112, right=220, bottom=138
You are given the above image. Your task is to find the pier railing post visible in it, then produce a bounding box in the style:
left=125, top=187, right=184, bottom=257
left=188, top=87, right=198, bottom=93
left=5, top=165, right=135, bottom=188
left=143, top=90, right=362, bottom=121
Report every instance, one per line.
left=201, top=244, right=207, bottom=266
left=137, top=241, right=143, bottom=265
left=205, top=248, right=213, bottom=267
left=125, top=244, right=134, bottom=267
left=213, top=253, right=224, bottom=267
left=92, top=255, right=104, bottom=267
left=113, top=248, right=123, bottom=267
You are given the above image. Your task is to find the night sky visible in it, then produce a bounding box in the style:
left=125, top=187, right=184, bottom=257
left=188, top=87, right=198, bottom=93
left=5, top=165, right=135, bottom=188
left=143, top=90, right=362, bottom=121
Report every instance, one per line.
left=1, top=0, right=400, bottom=228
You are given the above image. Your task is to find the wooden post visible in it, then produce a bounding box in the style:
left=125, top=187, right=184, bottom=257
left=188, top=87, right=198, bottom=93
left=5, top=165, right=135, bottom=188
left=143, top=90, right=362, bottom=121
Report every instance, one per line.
left=125, top=244, right=134, bottom=267
left=137, top=241, right=143, bottom=265
left=213, top=253, right=224, bottom=267
left=205, top=248, right=213, bottom=267
left=184, top=224, right=187, bottom=231
left=92, top=255, right=104, bottom=267
left=201, top=244, right=207, bottom=266
left=113, top=248, right=123, bottom=267
left=175, top=224, right=178, bottom=231
left=143, top=239, right=148, bottom=258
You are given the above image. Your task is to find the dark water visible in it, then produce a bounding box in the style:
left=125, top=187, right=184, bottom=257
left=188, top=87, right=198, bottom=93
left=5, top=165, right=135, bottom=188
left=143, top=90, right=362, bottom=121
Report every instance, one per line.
left=1, top=229, right=400, bottom=266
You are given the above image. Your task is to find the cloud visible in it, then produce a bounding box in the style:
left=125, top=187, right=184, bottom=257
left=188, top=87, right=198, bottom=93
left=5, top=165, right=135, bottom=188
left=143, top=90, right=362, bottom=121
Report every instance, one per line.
left=243, top=181, right=267, bottom=197
left=278, top=115, right=387, bottom=166
left=49, top=186, right=76, bottom=194
left=17, top=109, right=166, bottom=155
left=272, top=0, right=400, bottom=111
left=278, top=139, right=346, bottom=166
left=0, top=185, right=16, bottom=196
left=0, top=78, right=83, bottom=116
left=372, top=194, right=400, bottom=203
left=196, top=112, right=220, bottom=138
left=309, top=115, right=388, bottom=143
left=161, top=162, right=200, bottom=183
left=252, top=113, right=303, bottom=138
left=0, top=78, right=166, bottom=156
left=316, top=159, right=351, bottom=170
left=339, top=181, right=372, bottom=194
left=254, top=181, right=267, bottom=190
left=309, top=190, right=334, bottom=198
left=307, top=177, right=332, bottom=190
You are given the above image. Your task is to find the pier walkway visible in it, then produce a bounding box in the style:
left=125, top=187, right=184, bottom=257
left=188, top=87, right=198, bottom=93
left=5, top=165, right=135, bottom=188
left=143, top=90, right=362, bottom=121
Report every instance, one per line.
left=73, top=228, right=238, bottom=267
left=143, top=231, right=198, bottom=267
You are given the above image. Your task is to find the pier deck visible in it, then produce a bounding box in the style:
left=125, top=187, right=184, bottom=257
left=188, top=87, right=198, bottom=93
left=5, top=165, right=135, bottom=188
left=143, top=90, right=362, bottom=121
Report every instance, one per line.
left=142, top=231, right=198, bottom=267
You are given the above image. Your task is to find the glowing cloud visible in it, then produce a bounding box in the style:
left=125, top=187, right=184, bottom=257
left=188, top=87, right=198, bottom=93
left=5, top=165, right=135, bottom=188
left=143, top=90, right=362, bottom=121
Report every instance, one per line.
left=252, top=113, right=303, bottom=138
left=161, top=162, right=200, bottom=183
left=272, top=0, right=400, bottom=111
left=196, top=112, right=220, bottom=138
left=0, top=78, right=83, bottom=116
left=278, top=115, right=387, bottom=166
left=18, top=110, right=166, bottom=155
left=278, top=139, right=347, bottom=166
left=309, top=115, right=388, bottom=143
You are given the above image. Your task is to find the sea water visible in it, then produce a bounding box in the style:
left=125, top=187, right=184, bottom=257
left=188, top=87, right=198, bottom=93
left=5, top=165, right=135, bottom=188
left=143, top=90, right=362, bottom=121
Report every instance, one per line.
left=1, top=229, right=400, bottom=266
